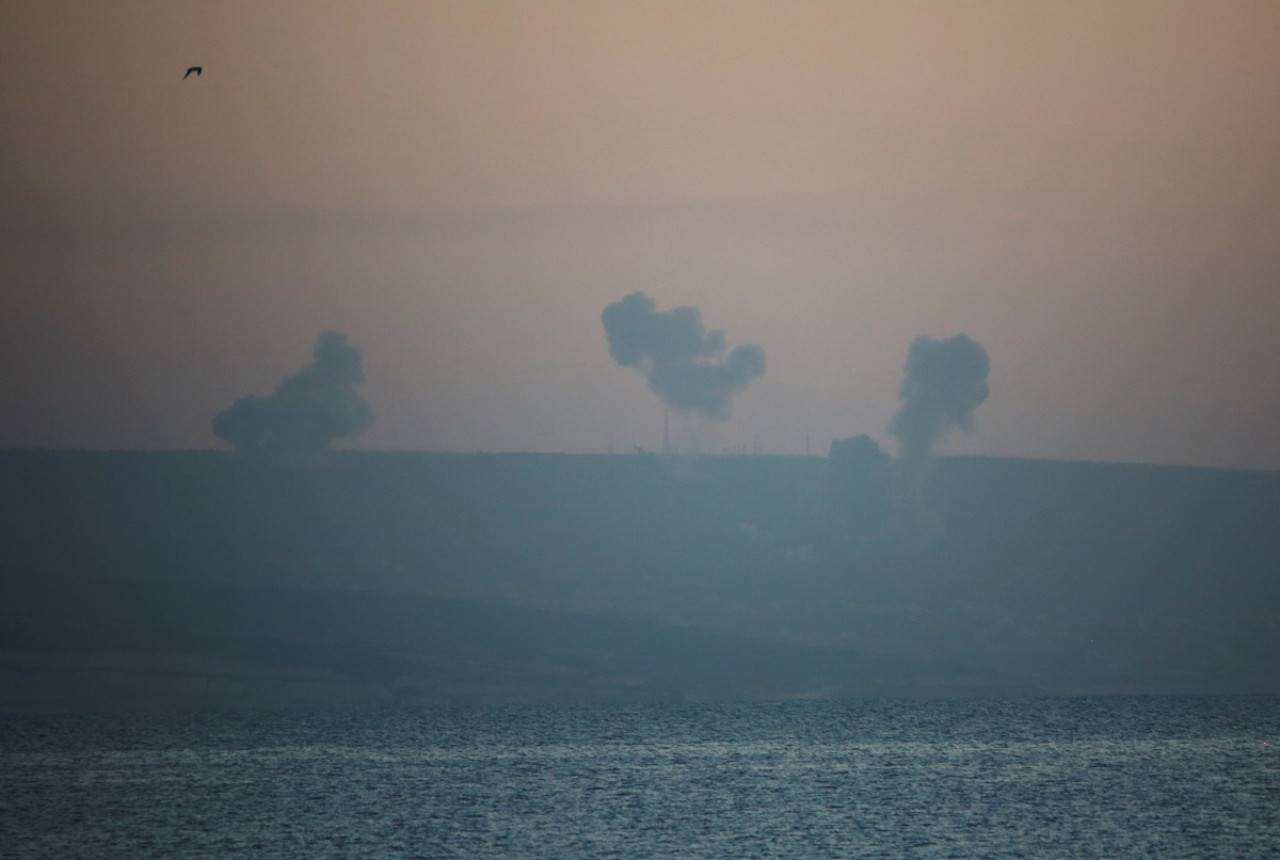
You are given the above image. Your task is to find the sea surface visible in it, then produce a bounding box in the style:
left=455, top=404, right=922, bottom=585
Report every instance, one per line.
left=3, top=697, right=1279, bottom=858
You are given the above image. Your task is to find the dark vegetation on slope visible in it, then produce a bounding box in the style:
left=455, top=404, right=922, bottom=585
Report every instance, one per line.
left=2, top=450, right=1278, bottom=708
left=0, top=573, right=979, bottom=711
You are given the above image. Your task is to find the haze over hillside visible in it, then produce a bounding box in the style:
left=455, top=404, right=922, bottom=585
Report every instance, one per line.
left=3, top=449, right=1278, bottom=711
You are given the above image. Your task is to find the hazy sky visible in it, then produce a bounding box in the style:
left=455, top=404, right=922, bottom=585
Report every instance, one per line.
left=3, top=1, right=1278, bottom=469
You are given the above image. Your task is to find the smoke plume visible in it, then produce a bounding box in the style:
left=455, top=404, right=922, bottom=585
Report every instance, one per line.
left=601, top=292, right=766, bottom=421
left=212, top=330, right=373, bottom=458
left=889, top=334, right=990, bottom=463
left=888, top=334, right=989, bottom=539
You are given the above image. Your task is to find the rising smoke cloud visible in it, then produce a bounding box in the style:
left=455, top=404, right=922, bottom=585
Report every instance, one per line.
left=889, top=334, right=990, bottom=463
left=601, top=292, right=766, bottom=421
left=886, top=334, right=989, bottom=539
left=212, top=330, right=373, bottom=458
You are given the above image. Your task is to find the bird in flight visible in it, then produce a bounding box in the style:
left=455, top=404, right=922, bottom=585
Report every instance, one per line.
left=183, top=66, right=202, bottom=79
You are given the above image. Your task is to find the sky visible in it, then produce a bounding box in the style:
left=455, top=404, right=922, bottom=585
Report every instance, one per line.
left=2, top=0, right=1279, bottom=469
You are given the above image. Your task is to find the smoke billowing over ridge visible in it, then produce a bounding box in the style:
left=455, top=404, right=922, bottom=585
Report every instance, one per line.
left=890, top=334, right=990, bottom=464
left=212, top=330, right=373, bottom=458
left=887, top=334, right=990, bottom=538
left=602, top=292, right=766, bottom=421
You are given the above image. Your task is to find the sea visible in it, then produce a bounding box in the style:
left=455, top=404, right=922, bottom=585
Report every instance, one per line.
left=3, top=696, right=1278, bottom=858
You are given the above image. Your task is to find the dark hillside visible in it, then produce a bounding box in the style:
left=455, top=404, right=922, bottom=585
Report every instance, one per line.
left=935, top=457, right=1280, bottom=615
left=2, top=450, right=1279, bottom=705
left=0, top=573, right=983, bottom=711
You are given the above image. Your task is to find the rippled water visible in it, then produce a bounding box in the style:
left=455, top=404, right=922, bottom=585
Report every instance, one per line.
left=4, top=697, right=1279, bottom=857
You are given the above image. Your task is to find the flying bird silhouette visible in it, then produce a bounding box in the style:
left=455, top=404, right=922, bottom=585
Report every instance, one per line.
left=183, top=66, right=202, bottom=79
